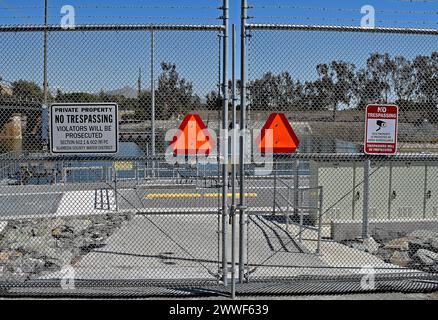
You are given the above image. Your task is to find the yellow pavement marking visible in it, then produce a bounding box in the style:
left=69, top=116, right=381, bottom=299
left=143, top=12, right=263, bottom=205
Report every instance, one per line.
left=146, top=193, right=202, bottom=199
left=203, top=193, right=258, bottom=198
left=114, top=161, right=133, bottom=170
left=145, top=193, right=257, bottom=199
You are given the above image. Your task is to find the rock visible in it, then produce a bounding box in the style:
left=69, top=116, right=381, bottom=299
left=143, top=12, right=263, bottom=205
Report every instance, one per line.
left=376, top=248, right=393, bottom=262
left=414, top=249, right=438, bottom=266
left=408, top=230, right=438, bottom=241
left=52, top=226, right=74, bottom=239
left=389, top=251, right=412, bottom=267
left=65, top=219, right=92, bottom=234
left=48, top=218, right=66, bottom=229
left=2, top=229, right=21, bottom=243
left=29, top=222, right=50, bottom=237
left=408, top=239, right=431, bottom=256
left=0, top=222, right=7, bottom=234
left=0, top=251, right=22, bottom=263
left=9, top=255, right=45, bottom=274
left=0, top=265, right=28, bottom=282
left=343, top=237, right=380, bottom=254
left=22, top=236, right=57, bottom=253
left=2, top=230, right=32, bottom=251
left=384, top=237, right=415, bottom=251
left=429, top=238, right=438, bottom=254
left=363, top=237, right=380, bottom=254
left=374, top=230, right=406, bottom=243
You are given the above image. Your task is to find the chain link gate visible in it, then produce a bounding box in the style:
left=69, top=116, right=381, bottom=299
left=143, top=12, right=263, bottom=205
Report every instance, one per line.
left=236, top=1, right=438, bottom=295
left=0, top=7, right=234, bottom=295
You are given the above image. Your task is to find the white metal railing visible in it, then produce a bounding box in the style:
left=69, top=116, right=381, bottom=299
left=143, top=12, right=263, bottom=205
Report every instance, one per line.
left=273, top=176, right=324, bottom=254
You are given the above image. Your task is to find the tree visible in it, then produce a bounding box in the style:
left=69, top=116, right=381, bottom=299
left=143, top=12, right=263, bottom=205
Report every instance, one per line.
left=11, top=80, right=44, bottom=102
left=413, top=53, right=438, bottom=106
left=155, top=62, right=201, bottom=120
left=390, top=56, right=416, bottom=105
left=248, top=71, right=303, bottom=112
left=329, top=61, right=356, bottom=120
left=364, top=53, right=394, bottom=103
left=205, top=90, right=221, bottom=111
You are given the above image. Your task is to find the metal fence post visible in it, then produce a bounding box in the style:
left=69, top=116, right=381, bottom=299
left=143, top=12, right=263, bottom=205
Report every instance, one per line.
left=221, top=0, right=229, bottom=287
left=273, top=162, right=277, bottom=215
left=150, top=30, right=156, bottom=178
left=239, top=0, right=248, bottom=284
left=362, top=159, right=371, bottom=239
left=113, top=163, right=119, bottom=213
left=317, top=187, right=323, bottom=254
left=43, top=0, right=49, bottom=152
left=230, top=23, right=237, bottom=300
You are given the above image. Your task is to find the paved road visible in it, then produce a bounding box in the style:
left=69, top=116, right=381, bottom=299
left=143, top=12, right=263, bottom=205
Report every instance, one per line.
left=42, top=214, right=327, bottom=281
left=0, top=178, right=328, bottom=281
left=0, top=178, right=311, bottom=219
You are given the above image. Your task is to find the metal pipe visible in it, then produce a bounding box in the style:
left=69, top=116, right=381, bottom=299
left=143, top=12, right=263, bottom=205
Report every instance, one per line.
left=150, top=30, right=156, bottom=175
left=294, top=159, right=299, bottom=216
left=230, top=23, right=237, bottom=300
left=43, top=0, right=49, bottom=152
left=273, top=163, right=277, bottom=215
left=239, top=0, right=247, bottom=284
left=352, top=162, right=357, bottom=220
left=221, top=0, right=229, bottom=287
left=388, top=161, right=393, bottom=219
left=317, top=187, right=323, bottom=254
left=0, top=24, right=225, bottom=32
left=245, top=24, right=438, bottom=35
left=362, top=159, right=370, bottom=239
left=8, top=153, right=438, bottom=163
left=423, top=162, right=428, bottom=219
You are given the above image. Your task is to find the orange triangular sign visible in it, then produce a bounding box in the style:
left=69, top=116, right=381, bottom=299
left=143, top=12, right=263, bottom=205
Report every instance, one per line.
left=257, top=113, right=300, bottom=153
left=170, top=114, right=214, bottom=155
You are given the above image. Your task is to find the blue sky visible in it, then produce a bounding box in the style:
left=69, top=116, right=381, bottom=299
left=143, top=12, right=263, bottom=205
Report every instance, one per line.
left=0, top=0, right=436, bottom=97
left=0, top=0, right=436, bottom=28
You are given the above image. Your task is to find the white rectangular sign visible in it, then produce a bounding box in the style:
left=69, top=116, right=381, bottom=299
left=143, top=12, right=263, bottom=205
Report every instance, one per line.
left=50, top=103, right=118, bottom=154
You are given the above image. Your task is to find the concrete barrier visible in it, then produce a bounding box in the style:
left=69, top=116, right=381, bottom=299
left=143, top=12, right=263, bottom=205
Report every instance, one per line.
left=331, top=219, right=438, bottom=242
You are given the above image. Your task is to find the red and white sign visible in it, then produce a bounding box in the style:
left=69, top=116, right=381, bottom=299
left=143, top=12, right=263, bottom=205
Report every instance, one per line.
left=364, top=104, right=399, bottom=155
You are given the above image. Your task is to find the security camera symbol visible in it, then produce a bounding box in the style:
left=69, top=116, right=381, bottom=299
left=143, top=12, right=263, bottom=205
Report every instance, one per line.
left=376, top=120, right=387, bottom=131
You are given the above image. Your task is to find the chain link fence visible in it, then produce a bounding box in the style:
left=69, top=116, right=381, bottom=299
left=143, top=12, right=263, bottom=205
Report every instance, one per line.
left=0, top=23, right=230, bottom=297
left=243, top=22, right=438, bottom=291
left=0, top=4, right=438, bottom=298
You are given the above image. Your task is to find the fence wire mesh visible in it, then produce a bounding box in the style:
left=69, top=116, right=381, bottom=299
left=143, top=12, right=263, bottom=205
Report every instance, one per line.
left=0, top=24, right=228, bottom=297
left=242, top=23, right=438, bottom=292
left=0, top=13, right=438, bottom=298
